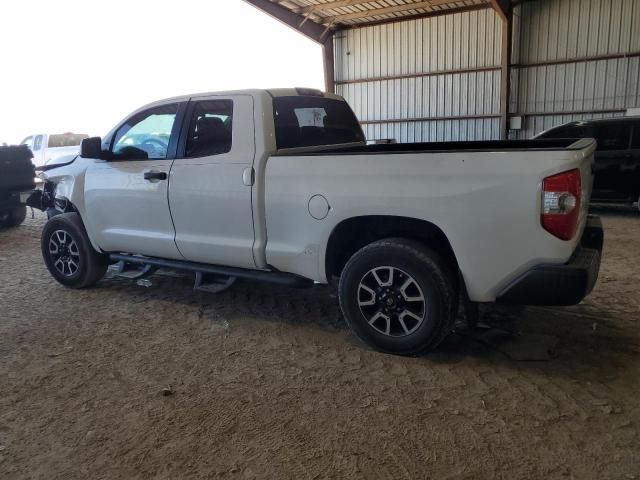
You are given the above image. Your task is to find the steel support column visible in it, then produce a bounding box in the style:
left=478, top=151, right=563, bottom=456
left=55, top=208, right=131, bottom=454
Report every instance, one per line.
left=242, top=0, right=328, bottom=43
left=498, top=4, right=513, bottom=139
left=323, top=36, right=335, bottom=93
left=242, top=0, right=335, bottom=92
left=489, top=0, right=511, bottom=22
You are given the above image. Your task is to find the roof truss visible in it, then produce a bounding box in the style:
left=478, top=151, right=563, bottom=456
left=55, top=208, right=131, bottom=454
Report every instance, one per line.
left=245, top=0, right=505, bottom=33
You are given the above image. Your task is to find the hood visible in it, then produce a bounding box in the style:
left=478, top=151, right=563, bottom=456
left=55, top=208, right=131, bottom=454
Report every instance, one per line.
left=38, top=154, right=78, bottom=172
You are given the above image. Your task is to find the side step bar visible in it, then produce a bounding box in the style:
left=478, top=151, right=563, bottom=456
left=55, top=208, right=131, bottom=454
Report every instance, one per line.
left=108, top=254, right=314, bottom=289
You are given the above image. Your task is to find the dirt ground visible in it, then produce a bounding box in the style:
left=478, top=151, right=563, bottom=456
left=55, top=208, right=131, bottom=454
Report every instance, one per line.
left=0, top=209, right=638, bottom=480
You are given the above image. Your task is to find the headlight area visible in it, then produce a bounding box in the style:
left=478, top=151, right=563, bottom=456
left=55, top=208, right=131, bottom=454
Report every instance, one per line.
left=25, top=181, right=65, bottom=218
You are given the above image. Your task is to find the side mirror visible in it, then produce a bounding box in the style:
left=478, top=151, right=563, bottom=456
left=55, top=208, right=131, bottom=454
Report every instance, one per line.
left=80, top=137, right=104, bottom=159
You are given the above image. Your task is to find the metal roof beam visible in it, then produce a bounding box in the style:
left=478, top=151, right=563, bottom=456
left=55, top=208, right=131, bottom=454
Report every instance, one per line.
left=317, top=0, right=464, bottom=24
left=293, top=0, right=371, bottom=15
left=242, top=0, right=331, bottom=43
left=338, top=4, right=489, bottom=30
left=489, top=0, right=511, bottom=22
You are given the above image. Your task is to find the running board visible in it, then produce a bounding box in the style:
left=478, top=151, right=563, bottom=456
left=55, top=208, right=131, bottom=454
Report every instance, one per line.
left=108, top=254, right=314, bottom=288
left=113, top=260, right=158, bottom=280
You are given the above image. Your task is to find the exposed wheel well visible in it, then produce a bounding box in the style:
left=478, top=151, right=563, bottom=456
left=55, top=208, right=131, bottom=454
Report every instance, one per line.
left=325, top=215, right=459, bottom=281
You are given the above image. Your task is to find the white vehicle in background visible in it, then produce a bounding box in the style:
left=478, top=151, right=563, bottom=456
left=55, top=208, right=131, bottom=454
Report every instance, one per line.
left=21, top=133, right=87, bottom=167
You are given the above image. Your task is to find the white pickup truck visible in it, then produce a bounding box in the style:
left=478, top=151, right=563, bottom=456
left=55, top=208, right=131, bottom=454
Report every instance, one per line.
left=34, top=89, right=603, bottom=355
left=21, top=133, right=87, bottom=167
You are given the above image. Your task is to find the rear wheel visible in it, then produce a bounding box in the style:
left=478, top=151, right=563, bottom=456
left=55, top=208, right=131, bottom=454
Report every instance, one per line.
left=338, top=238, right=457, bottom=356
left=41, top=212, right=108, bottom=288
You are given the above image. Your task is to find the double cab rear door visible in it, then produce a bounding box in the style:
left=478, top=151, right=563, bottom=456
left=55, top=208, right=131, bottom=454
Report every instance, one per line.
left=83, top=95, right=257, bottom=268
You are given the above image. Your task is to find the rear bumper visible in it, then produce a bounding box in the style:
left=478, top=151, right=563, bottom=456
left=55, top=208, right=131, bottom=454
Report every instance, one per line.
left=497, top=216, right=603, bottom=306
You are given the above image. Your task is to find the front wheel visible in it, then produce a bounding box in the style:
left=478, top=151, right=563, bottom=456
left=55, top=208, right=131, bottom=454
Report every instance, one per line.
left=338, top=238, right=457, bottom=356
left=41, top=212, right=108, bottom=288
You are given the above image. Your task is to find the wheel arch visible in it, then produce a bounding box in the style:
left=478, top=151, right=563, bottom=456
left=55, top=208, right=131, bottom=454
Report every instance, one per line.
left=44, top=191, right=103, bottom=254
left=324, top=215, right=460, bottom=282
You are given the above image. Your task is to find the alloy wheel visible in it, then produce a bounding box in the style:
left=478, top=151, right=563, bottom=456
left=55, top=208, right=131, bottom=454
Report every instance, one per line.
left=357, top=266, right=427, bottom=337
left=48, top=229, right=80, bottom=277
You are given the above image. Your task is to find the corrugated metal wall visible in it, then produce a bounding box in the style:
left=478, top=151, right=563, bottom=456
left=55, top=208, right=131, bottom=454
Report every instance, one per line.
left=511, top=0, right=640, bottom=139
left=333, top=0, right=640, bottom=142
left=334, top=8, right=504, bottom=142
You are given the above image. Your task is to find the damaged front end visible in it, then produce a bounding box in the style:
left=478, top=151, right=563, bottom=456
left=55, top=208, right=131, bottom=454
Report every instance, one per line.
left=25, top=181, right=71, bottom=218
left=27, top=155, right=81, bottom=218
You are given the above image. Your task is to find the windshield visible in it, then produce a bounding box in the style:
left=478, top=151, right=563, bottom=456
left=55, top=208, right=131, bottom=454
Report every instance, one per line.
left=273, top=96, right=365, bottom=149
left=48, top=133, right=88, bottom=148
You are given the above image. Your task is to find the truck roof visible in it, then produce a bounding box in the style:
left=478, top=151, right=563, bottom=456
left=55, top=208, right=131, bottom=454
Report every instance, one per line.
left=549, top=116, right=640, bottom=129
left=140, top=88, right=342, bottom=110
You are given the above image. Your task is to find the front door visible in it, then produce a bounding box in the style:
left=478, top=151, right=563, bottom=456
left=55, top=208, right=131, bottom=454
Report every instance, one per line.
left=83, top=102, right=185, bottom=259
left=168, top=95, right=256, bottom=269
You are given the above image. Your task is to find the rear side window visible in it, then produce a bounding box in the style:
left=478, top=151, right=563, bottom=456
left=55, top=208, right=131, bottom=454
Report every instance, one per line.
left=273, top=96, right=365, bottom=149
left=47, top=133, right=88, bottom=148
left=184, top=100, right=233, bottom=158
left=594, top=123, right=631, bottom=150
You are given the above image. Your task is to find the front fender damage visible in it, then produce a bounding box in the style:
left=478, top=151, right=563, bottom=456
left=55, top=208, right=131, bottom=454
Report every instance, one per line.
left=29, top=161, right=83, bottom=218
left=26, top=181, right=73, bottom=218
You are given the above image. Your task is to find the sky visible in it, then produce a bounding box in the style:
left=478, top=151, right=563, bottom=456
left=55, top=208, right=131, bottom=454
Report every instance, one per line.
left=0, top=0, right=324, bottom=145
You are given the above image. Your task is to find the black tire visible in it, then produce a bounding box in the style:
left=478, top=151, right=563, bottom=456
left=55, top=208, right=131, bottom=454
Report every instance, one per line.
left=41, top=212, right=108, bottom=288
left=6, top=205, right=27, bottom=227
left=338, top=238, right=457, bottom=356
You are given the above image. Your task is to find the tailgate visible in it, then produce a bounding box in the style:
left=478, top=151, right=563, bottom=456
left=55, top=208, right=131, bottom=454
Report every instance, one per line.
left=568, top=138, right=597, bottom=238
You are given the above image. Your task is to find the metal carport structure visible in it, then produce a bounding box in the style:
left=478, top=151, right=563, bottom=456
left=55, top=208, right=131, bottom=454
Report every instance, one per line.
left=243, top=0, right=640, bottom=141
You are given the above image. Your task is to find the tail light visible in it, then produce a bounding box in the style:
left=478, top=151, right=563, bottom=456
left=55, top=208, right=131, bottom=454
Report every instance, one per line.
left=541, top=169, right=581, bottom=241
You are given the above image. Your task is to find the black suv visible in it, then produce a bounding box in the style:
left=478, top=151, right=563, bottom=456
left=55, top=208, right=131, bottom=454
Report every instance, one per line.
left=0, top=145, right=35, bottom=228
left=536, top=117, right=640, bottom=211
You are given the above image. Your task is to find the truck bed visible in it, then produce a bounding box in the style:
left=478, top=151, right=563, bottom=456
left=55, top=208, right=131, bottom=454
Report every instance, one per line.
left=264, top=137, right=596, bottom=302
left=274, top=138, right=586, bottom=156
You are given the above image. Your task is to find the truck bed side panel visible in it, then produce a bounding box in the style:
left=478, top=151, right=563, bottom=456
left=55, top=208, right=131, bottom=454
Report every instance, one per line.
left=264, top=146, right=594, bottom=302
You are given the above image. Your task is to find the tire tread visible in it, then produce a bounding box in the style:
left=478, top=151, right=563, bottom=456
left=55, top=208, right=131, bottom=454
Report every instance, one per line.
left=41, top=212, right=108, bottom=288
left=338, top=237, right=457, bottom=356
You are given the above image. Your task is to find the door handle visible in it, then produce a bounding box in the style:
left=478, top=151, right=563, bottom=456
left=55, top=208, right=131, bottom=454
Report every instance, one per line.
left=144, top=171, right=168, bottom=181
left=242, top=167, right=255, bottom=186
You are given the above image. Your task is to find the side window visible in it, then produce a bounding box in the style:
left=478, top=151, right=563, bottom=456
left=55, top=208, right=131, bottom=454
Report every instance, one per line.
left=32, top=135, right=42, bottom=152
left=112, top=104, right=179, bottom=159
left=33, top=135, right=43, bottom=151
left=595, top=124, right=631, bottom=151
left=21, top=136, right=33, bottom=149
left=184, top=100, right=233, bottom=158
left=273, top=96, right=365, bottom=149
